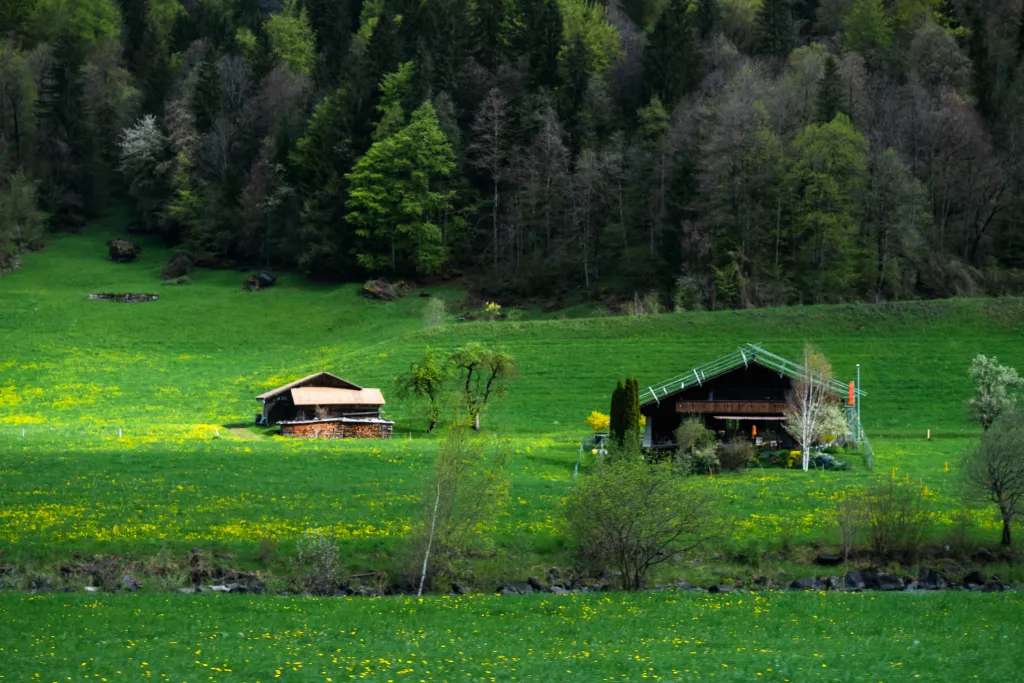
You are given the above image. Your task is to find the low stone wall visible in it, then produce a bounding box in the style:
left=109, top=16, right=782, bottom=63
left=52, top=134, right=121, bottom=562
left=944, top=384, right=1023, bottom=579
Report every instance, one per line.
left=280, top=420, right=392, bottom=439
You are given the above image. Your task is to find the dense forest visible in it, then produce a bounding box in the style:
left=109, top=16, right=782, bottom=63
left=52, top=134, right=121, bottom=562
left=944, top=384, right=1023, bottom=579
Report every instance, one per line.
left=1, top=0, right=1023, bottom=307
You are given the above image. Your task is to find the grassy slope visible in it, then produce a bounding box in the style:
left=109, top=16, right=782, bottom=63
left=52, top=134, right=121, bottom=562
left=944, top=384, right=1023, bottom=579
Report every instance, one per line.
left=1, top=216, right=1024, bottom=574
left=1, top=591, right=1021, bottom=681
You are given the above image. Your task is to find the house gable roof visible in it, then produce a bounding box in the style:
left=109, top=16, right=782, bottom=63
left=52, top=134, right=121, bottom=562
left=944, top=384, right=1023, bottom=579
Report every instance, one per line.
left=639, top=343, right=863, bottom=407
left=256, top=371, right=363, bottom=401
left=290, top=387, right=385, bottom=406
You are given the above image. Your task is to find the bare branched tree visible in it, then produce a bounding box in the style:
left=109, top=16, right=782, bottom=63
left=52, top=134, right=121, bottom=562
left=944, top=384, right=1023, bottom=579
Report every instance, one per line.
left=468, top=88, right=509, bottom=270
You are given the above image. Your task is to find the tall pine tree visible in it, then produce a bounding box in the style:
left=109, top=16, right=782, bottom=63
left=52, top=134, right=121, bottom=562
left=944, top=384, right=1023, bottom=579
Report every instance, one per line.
left=816, top=55, right=844, bottom=123
left=756, top=0, right=795, bottom=59
left=644, top=0, right=701, bottom=106
left=609, top=380, right=625, bottom=444
left=521, top=0, right=563, bottom=90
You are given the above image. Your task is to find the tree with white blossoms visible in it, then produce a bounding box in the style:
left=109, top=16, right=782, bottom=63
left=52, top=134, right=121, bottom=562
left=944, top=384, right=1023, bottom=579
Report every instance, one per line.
left=784, top=345, right=836, bottom=471
left=968, top=354, right=1023, bottom=430
left=118, top=115, right=169, bottom=231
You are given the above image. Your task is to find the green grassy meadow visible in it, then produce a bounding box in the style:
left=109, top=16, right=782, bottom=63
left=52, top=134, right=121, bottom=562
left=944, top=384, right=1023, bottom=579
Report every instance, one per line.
left=1, top=591, right=1021, bottom=681
left=1, top=215, right=1023, bottom=678
left=2, top=214, right=1023, bottom=570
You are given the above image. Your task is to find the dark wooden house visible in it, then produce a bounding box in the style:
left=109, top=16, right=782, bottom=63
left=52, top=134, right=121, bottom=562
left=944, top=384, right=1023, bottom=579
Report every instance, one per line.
left=256, top=371, right=393, bottom=439
left=640, top=344, right=859, bottom=451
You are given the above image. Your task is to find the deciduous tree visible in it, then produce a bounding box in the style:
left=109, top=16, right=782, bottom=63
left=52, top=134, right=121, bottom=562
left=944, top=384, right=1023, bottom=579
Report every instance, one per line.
left=784, top=345, right=836, bottom=471
left=415, top=428, right=510, bottom=595
left=965, top=412, right=1024, bottom=546
left=449, top=343, right=516, bottom=430
left=968, top=354, right=1024, bottom=430
left=565, top=458, right=717, bottom=590
left=396, top=349, right=452, bottom=433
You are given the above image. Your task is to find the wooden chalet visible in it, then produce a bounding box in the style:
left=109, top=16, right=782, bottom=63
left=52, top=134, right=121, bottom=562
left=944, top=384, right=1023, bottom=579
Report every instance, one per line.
left=256, top=371, right=393, bottom=439
left=640, top=344, right=861, bottom=451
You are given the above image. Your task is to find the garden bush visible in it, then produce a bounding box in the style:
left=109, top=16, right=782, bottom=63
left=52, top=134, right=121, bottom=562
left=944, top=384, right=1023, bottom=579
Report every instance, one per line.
left=566, top=459, right=717, bottom=589
left=295, top=532, right=341, bottom=595
left=862, top=478, right=931, bottom=562
left=717, top=440, right=756, bottom=471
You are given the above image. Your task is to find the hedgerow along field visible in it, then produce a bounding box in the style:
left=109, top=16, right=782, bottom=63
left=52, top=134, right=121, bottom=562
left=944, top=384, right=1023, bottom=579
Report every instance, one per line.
left=2, top=214, right=1024, bottom=578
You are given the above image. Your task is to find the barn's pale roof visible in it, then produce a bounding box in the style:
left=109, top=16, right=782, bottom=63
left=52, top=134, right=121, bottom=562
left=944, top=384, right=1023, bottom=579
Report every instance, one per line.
left=290, top=387, right=385, bottom=406
left=256, top=372, right=362, bottom=400
left=639, top=343, right=864, bottom=407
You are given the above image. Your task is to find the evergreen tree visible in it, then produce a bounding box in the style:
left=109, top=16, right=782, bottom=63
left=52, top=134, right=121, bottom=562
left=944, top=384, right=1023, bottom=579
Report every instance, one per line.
left=609, top=380, right=625, bottom=444
left=304, top=0, right=356, bottom=85
left=346, top=102, right=457, bottom=276
left=756, top=0, right=796, bottom=59
left=191, top=52, right=222, bottom=133
left=787, top=114, right=869, bottom=301
left=291, top=86, right=356, bottom=276
left=696, top=0, right=721, bottom=39
left=644, top=0, right=701, bottom=106
left=521, top=0, right=563, bottom=90
left=560, top=34, right=592, bottom=149
left=621, top=0, right=662, bottom=29
left=968, top=9, right=994, bottom=119
left=842, top=0, right=893, bottom=63
left=473, top=0, right=510, bottom=70
left=624, top=377, right=641, bottom=437
left=816, top=55, right=845, bottom=123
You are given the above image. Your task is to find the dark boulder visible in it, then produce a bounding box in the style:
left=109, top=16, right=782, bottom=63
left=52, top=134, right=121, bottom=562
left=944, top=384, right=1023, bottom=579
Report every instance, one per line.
left=498, top=582, right=534, bottom=595
left=362, top=279, right=413, bottom=301
left=527, top=576, right=547, bottom=592
left=162, top=252, right=194, bottom=280
left=451, top=582, right=468, bottom=595
left=162, top=275, right=192, bottom=286
left=917, top=568, right=948, bottom=590
left=972, top=548, right=996, bottom=563
left=790, top=577, right=823, bottom=591
left=876, top=573, right=904, bottom=591
left=243, top=271, right=277, bottom=291
left=815, top=553, right=844, bottom=566
left=963, top=570, right=987, bottom=588
left=823, top=576, right=843, bottom=591
left=107, top=239, right=142, bottom=262
left=707, top=583, right=734, bottom=594
left=844, top=570, right=867, bottom=590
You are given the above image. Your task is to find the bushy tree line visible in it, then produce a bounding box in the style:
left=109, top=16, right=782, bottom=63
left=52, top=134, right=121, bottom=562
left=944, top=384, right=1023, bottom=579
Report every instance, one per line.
left=2, top=1, right=1023, bottom=306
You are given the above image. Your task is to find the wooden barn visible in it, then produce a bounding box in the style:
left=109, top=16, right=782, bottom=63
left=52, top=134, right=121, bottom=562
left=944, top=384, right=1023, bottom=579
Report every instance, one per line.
left=640, top=344, right=861, bottom=451
left=256, top=372, right=393, bottom=439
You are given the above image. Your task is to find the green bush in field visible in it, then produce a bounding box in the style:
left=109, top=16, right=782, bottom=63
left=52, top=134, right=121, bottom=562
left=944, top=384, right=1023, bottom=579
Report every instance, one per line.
left=717, top=439, right=756, bottom=471
left=862, top=476, right=931, bottom=562
left=565, top=459, right=717, bottom=590
left=294, top=531, right=341, bottom=595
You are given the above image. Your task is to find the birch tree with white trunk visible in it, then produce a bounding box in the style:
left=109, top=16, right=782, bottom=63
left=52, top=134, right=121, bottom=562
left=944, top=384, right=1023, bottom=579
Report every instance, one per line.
left=784, top=345, right=835, bottom=471
left=415, top=427, right=509, bottom=595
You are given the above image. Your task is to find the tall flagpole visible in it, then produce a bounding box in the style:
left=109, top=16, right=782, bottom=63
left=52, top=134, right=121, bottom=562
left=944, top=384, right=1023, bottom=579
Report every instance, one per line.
left=856, top=363, right=862, bottom=441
